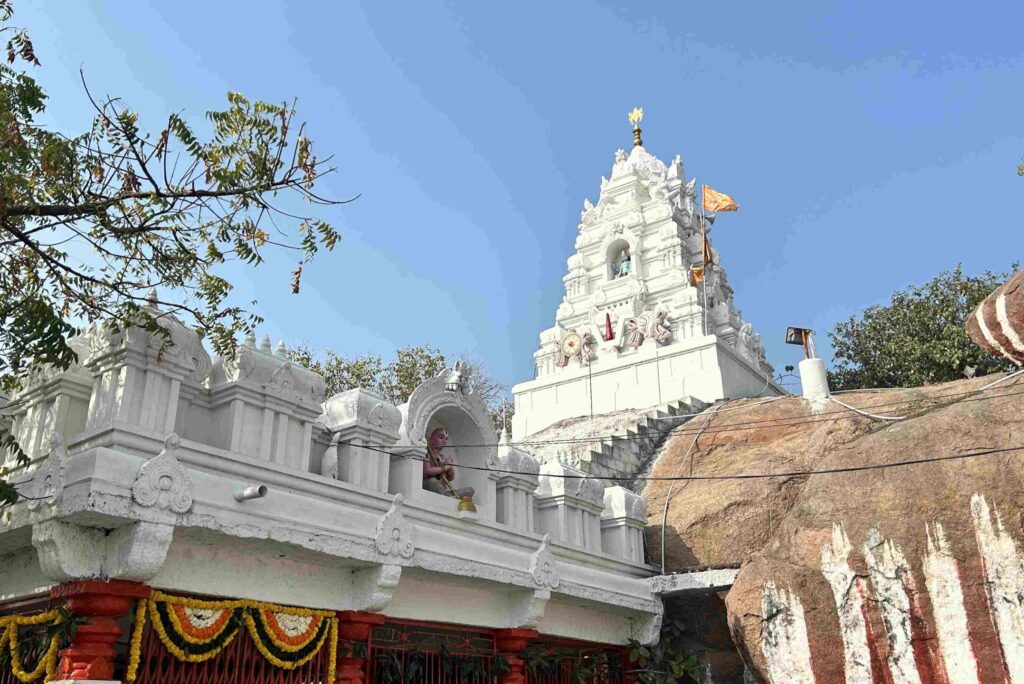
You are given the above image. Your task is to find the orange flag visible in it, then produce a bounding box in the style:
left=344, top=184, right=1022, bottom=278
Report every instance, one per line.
left=703, top=185, right=739, bottom=213
left=689, top=265, right=705, bottom=286
left=701, top=232, right=714, bottom=266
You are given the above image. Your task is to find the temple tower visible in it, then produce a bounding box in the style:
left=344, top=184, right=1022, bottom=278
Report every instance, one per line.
left=512, top=111, right=779, bottom=438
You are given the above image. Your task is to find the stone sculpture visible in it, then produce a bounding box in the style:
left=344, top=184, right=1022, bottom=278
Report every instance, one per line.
left=422, top=427, right=474, bottom=501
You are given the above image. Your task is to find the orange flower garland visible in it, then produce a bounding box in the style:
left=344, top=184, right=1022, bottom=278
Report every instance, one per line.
left=128, top=591, right=337, bottom=682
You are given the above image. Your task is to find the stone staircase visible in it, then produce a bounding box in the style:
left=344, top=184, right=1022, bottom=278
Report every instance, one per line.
left=522, top=397, right=707, bottom=491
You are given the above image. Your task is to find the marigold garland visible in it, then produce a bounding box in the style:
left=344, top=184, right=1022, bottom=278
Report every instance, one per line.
left=242, top=609, right=329, bottom=669
left=135, top=591, right=338, bottom=677
left=147, top=600, right=241, bottom=663
left=126, top=598, right=148, bottom=683
left=0, top=610, right=64, bottom=683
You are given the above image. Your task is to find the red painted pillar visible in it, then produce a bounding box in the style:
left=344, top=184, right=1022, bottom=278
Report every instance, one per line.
left=620, top=647, right=640, bottom=684
left=494, top=629, right=538, bottom=684
left=50, top=579, right=150, bottom=681
left=336, top=611, right=385, bottom=684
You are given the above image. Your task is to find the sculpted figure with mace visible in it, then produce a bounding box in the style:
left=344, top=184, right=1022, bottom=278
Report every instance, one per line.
left=422, top=426, right=476, bottom=512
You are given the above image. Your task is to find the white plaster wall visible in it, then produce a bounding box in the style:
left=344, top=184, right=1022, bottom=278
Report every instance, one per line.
left=147, top=529, right=364, bottom=610
left=536, top=597, right=634, bottom=644
left=514, top=336, right=778, bottom=437
left=0, top=548, right=54, bottom=603
left=384, top=570, right=523, bottom=628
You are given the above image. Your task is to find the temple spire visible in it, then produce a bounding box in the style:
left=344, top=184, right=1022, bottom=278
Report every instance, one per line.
left=628, top=107, right=644, bottom=147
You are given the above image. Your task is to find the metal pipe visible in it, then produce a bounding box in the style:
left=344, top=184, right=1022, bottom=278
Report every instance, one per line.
left=234, top=484, right=268, bottom=502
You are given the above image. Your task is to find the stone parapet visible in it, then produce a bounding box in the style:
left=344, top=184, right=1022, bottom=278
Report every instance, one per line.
left=206, top=335, right=326, bottom=472
left=320, top=387, right=400, bottom=492
left=534, top=458, right=605, bottom=552
left=600, top=486, right=647, bottom=564
left=494, top=432, right=539, bottom=532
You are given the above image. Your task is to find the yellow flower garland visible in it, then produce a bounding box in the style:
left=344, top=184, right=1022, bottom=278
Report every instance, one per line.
left=134, top=591, right=339, bottom=679
left=126, top=598, right=148, bottom=682
left=0, top=610, right=64, bottom=683
left=326, top=615, right=338, bottom=684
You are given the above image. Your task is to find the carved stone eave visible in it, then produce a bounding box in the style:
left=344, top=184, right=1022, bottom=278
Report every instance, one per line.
left=131, top=433, right=193, bottom=514
left=537, top=461, right=606, bottom=508
left=509, top=588, right=551, bottom=629
left=352, top=564, right=402, bottom=612
left=23, top=435, right=67, bottom=513
left=529, top=534, right=560, bottom=590
left=321, top=388, right=401, bottom=439
left=209, top=337, right=326, bottom=411
left=31, top=519, right=173, bottom=583
left=631, top=603, right=665, bottom=646
left=82, top=307, right=212, bottom=385
left=602, top=486, right=648, bottom=523
left=374, top=494, right=415, bottom=560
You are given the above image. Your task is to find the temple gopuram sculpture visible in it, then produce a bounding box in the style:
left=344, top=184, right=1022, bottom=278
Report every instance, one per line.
left=513, top=109, right=780, bottom=438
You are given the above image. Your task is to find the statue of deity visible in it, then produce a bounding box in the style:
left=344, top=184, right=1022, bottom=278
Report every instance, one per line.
left=422, top=427, right=475, bottom=502
left=615, top=247, right=632, bottom=278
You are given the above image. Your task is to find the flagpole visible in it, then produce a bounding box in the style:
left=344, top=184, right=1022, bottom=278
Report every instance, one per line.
left=700, top=194, right=709, bottom=337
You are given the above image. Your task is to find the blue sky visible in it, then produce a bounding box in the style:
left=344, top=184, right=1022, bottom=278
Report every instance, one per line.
left=17, top=1, right=1024, bottom=391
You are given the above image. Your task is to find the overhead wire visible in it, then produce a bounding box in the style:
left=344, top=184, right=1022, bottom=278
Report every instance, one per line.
left=351, top=441, right=1024, bottom=483
left=659, top=401, right=727, bottom=573
left=338, top=380, right=1024, bottom=449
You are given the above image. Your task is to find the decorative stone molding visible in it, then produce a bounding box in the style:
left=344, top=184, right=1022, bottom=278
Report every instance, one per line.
left=83, top=294, right=212, bottom=384
left=32, top=520, right=106, bottom=582
left=210, top=334, right=326, bottom=408
left=509, top=589, right=550, bottom=629
left=495, top=436, right=540, bottom=480
left=374, top=494, right=415, bottom=559
left=398, top=374, right=496, bottom=455
left=536, top=460, right=605, bottom=507
left=103, top=521, right=174, bottom=581
left=322, top=388, right=401, bottom=436
left=131, top=433, right=193, bottom=514
left=24, top=434, right=67, bottom=512
left=631, top=604, right=665, bottom=646
left=32, top=519, right=173, bottom=583
left=602, top=486, right=648, bottom=522
left=352, top=564, right=402, bottom=613
left=529, top=535, right=560, bottom=589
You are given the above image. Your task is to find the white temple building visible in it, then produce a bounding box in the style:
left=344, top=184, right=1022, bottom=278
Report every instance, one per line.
left=512, top=121, right=780, bottom=439
left=0, top=294, right=660, bottom=684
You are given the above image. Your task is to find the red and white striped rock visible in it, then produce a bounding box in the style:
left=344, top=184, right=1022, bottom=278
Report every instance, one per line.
left=966, top=270, right=1024, bottom=365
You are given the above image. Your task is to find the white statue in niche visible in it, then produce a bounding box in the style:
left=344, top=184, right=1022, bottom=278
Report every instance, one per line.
left=612, top=246, right=632, bottom=279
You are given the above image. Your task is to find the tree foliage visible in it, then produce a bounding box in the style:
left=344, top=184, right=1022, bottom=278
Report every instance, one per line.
left=288, top=344, right=512, bottom=431
left=0, top=0, right=343, bottom=499
left=0, top=0, right=344, bottom=384
left=827, top=264, right=1019, bottom=391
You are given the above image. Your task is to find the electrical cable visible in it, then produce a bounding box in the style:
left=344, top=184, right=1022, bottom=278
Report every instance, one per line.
left=829, top=396, right=906, bottom=421
left=336, top=381, right=1024, bottom=449
left=350, top=441, right=1024, bottom=483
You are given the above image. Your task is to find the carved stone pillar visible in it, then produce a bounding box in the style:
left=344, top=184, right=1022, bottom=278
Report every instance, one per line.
left=50, top=579, right=149, bottom=681
left=494, top=628, right=537, bottom=684
left=336, top=611, right=385, bottom=684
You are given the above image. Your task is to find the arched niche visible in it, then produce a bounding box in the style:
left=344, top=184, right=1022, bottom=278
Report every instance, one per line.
left=390, top=373, right=499, bottom=520
left=605, top=237, right=633, bottom=281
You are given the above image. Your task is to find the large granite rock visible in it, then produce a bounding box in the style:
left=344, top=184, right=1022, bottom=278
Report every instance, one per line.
left=724, top=377, right=1024, bottom=683
left=643, top=373, right=1024, bottom=682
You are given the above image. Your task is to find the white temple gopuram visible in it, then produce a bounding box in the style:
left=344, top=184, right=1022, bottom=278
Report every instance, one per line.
left=513, top=114, right=780, bottom=439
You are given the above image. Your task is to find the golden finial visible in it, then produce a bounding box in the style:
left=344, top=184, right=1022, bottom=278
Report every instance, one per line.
left=628, top=107, right=644, bottom=147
